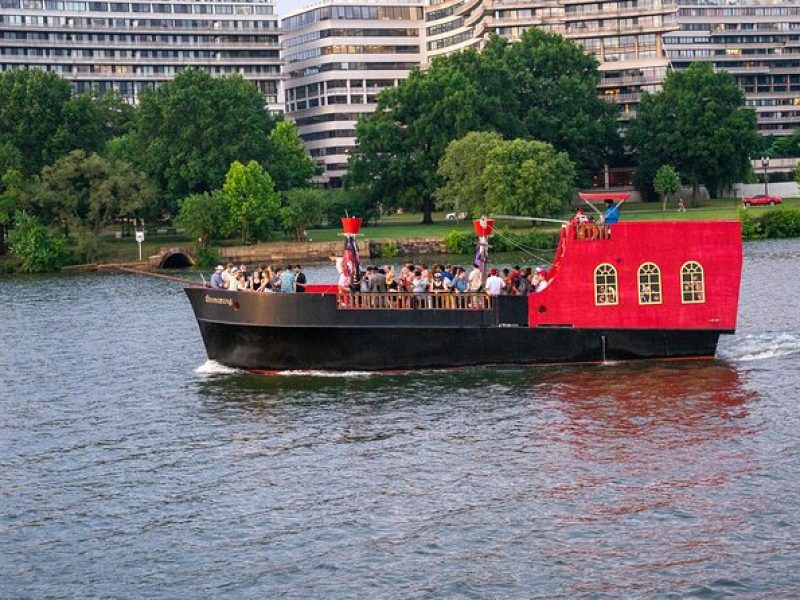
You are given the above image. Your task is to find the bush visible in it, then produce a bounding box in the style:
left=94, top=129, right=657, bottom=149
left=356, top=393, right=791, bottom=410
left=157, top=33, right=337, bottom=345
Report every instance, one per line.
left=738, top=209, right=764, bottom=240
left=444, top=228, right=559, bottom=254
left=377, top=241, right=399, bottom=258
left=443, top=229, right=475, bottom=253
left=195, top=246, right=222, bottom=269
left=8, top=211, right=69, bottom=272
left=322, top=188, right=380, bottom=227
left=759, top=207, right=800, bottom=238
left=73, top=231, right=100, bottom=263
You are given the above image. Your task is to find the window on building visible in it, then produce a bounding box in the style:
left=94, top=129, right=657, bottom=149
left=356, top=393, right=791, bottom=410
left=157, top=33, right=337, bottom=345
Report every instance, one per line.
left=638, top=262, right=662, bottom=304
left=595, top=263, right=618, bottom=306
left=681, top=261, right=705, bottom=303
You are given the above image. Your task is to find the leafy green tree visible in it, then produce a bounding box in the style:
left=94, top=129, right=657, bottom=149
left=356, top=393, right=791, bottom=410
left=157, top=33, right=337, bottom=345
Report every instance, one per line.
left=268, top=121, right=319, bottom=191
left=280, top=188, right=324, bottom=241
left=349, top=29, right=620, bottom=222
left=0, top=71, right=132, bottom=175
left=436, top=131, right=503, bottom=216
left=0, top=69, right=72, bottom=174
left=0, top=166, right=25, bottom=255
left=176, top=190, right=230, bottom=248
left=628, top=63, right=760, bottom=201
left=88, top=159, right=156, bottom=234
left=129, top=69, right=277, bottom=211
left=482, top=139, right=576, bottom=218
left=653, top=165, right=681, bottom=211
left=490, top=29, right=621, bottom=182
left=349, top=60, right=488, bottom=224
left=8, top=210, right=68, bottom=272
left=222, top=160, right=280, bottom=243
left=321, top=186, right=380, bottom=227
left=33, top=150, right=154, bottom=234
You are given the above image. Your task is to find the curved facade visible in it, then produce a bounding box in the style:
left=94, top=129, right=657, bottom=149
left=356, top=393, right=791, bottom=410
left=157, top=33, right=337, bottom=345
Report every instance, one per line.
left=665, top=0, right=800, bottom=137
left=282, top=0, right=424, bottom=186
left=0, top=0, right=281, bottom=109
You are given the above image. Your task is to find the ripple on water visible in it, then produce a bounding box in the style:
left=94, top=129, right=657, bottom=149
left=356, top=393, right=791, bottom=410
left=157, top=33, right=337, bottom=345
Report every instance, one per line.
left=2, top=241, right=800, bottom=597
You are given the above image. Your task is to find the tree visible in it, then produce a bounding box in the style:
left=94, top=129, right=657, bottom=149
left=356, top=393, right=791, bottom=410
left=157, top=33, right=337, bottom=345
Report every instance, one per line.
left=0, top=71, right=132, bottom=176
left=482, top=139, right=576, bottom=218
left=436, top=131, right=503, bottom=217
left=0, top=166, right=24, bottom=255
left=349, top=61, right=486, bottom=224
left=280, top=188, right=324, bottom=241
left=176, top=190, right=230, bottom=248
left=490, top=30, right=621, bottom=182
left=33, top=150, right=154, bottom=234
left=268, top=121, right=319, bottom=191
left=349, top=29, right=620, bottom=223
left=628, top=63, right=760, bottom=201
left=8, top=210, right=68, bottom=272
left=129, top=69, right=277, bottom=211
left=653, top=165, right=681, bottom=211
left=0, top=69, right=72, bottom=174
left=321, top=186, right=380, bottom=227
left=222, top=160, right=280, bottom=243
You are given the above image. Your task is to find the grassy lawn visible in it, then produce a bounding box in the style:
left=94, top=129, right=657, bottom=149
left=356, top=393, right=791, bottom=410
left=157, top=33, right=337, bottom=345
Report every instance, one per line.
left=90, top=234, right=193, bottom=263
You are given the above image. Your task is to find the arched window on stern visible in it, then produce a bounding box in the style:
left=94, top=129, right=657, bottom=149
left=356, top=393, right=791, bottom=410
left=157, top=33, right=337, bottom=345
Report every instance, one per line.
left=681, top=261, right=705, bottom=304
left=594, top=263, right=618, bottom=306
left=638, top=262, right=662, bottom=305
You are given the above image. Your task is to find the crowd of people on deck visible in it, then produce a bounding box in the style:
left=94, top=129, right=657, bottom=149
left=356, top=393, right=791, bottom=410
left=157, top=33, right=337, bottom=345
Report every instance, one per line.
left=210, top=263, right=307, bottom=293
left=208, top=261, right=551, bottom=297
left=337, top=262, right=550, bottom=297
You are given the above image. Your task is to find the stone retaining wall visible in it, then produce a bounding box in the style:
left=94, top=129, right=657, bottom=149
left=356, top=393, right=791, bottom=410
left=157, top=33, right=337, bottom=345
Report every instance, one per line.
left=218, top=237, right=448, bottom=264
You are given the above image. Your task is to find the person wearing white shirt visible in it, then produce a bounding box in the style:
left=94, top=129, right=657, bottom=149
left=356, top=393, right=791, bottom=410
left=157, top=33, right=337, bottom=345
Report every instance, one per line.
left=484, top=268, right=505, bottom=296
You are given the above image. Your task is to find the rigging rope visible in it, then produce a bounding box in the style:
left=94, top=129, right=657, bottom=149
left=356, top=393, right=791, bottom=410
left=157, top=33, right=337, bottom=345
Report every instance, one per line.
left=489, top=227, right=556, bottom=266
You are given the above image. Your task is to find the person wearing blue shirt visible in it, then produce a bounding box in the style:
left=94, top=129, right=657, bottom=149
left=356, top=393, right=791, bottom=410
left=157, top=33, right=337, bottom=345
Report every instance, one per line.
left=210, top=265, right=224, bottom=289
left=280, top=264, right=296, bottom=292
left=604, top=200, right=620, bottom=225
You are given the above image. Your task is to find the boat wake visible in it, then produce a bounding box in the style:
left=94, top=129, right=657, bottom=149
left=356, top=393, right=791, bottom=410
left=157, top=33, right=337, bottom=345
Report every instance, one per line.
left=274, top=370, right=374, bottom=378
left=194, top=360, right=242, bottom=375
left=718, top=332, right=800, bottom=362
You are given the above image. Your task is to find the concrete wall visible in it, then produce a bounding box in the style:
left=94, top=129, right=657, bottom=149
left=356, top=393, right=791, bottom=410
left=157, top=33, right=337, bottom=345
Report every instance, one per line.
left=731, top=181, right=799, bottom=198
left=218, top=237, right=448, bottom=264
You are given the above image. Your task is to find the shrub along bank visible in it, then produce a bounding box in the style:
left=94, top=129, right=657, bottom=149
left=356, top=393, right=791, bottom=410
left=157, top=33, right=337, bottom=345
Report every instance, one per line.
left=739, top=207, right=800, bottom=240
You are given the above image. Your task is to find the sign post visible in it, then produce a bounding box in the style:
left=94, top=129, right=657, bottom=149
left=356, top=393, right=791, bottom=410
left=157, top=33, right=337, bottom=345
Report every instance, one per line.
left=135, top=229, right=145, bottom=261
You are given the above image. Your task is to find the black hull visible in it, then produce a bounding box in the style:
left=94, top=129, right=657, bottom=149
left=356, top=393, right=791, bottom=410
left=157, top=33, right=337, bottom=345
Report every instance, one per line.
left=186, top=289, right=725, bottom=371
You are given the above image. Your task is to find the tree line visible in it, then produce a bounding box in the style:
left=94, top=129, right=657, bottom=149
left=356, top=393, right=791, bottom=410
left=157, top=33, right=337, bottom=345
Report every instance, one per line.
left=1, top=30, right=766, bottom=271
left=0, top=67, right=368, bottom=270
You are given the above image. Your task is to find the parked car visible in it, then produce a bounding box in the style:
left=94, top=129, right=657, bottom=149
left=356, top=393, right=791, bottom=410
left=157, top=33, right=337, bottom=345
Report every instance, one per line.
left=445, top=212, right=467, bottom=220
left=742, top=194, right=782, bottom=207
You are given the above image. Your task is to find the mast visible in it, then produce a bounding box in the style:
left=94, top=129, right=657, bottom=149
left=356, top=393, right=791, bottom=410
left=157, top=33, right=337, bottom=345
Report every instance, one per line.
left=341, top=216, right=363, bottom=286
left=472, top=215, right=494, bottom=282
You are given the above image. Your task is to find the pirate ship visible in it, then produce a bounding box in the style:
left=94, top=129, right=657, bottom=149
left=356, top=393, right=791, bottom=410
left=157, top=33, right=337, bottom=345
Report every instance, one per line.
left=185, top=197, right=742, bottom=371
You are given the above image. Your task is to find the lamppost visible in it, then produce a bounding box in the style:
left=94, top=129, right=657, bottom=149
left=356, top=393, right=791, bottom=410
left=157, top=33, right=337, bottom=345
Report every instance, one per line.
left=761, top=156, right=770, bottom=196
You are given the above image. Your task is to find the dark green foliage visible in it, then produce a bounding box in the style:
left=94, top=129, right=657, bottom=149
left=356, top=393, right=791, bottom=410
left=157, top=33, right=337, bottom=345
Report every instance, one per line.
left=444, top=228, right=559, bottom=254
left=268, top=122, right=320, bottom=191
left=349, top=29, right=619, bottom=223
left=128, top=69, right=276, bottom=211
left=194, top=246, right=222, bottom=269
left=738, top=209, right=764, bottom=240
left=628, top=64, right=760, bottom=201
left=280, top=188, right=325, bottom=241
left=759, top=207, right=800, bottom=238
left=175, top=190, right=230, bottom=248
left=0, top=70, right=132, bottom=176
left=321, top=188, right=380, bottom=227
left=8, top=211, right=68, bottom=272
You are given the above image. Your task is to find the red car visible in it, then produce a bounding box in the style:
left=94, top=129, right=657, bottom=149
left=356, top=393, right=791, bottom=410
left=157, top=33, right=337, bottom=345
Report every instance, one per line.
left=742, top=194, right=782, bottom=207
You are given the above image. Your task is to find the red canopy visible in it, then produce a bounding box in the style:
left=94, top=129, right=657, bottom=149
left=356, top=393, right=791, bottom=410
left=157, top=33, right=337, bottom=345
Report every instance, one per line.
left=578, top=192, right=631, bottom=202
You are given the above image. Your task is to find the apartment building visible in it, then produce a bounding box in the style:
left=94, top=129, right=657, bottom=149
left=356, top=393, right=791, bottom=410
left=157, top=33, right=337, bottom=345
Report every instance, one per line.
left=665, top=0, right=800, bottom=137
left=282, top=0, right=424, bottom=186
left=283, top=0, right=679, bottom=185
left=0, top=0, right=282, bottom=110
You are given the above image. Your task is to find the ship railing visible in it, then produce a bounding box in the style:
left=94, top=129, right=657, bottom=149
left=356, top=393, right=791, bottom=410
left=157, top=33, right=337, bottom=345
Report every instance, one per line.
left=574, top=222, right=612, bottom=241
left=337, top=292, right=495, bottom=311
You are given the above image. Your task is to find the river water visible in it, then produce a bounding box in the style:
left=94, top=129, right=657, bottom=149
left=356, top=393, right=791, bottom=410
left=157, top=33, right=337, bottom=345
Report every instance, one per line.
left=1, top=240, right=799, bottom=598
